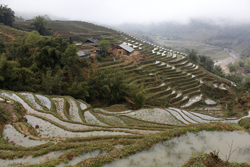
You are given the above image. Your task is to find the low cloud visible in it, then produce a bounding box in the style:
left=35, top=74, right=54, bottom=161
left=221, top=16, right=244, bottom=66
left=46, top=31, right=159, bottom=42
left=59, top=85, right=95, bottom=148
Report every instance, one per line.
left=2, top=0, right=250, bottom=25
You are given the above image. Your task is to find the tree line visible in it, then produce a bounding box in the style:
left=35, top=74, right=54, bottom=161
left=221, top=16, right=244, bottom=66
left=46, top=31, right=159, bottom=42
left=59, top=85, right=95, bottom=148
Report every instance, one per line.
left=0, top=4, right=51, bottom=35
left=0, top=4, right=15, bottom=26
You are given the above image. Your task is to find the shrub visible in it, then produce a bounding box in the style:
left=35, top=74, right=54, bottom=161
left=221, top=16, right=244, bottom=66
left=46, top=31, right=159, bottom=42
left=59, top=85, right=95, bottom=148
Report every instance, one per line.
left=239, top=117, right=250, bottom=130
left=96, top=55, right=106, bottom=63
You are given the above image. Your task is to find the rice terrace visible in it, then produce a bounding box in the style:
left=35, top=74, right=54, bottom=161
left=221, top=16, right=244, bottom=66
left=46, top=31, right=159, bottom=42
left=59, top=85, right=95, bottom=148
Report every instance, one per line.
left=1, top=2, right=250, bottom=167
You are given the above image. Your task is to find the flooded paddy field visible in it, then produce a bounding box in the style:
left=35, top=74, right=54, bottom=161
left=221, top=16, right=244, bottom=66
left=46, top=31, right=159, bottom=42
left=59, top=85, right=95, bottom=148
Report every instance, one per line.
left=103, top=131, right=250, bottom=167
left=0, top=151, right=63, bottom=167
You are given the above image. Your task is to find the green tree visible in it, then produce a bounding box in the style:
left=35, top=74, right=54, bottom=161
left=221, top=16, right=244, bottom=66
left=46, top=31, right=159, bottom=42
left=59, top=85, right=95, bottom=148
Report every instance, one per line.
left=61, top=45, right=81, bottom=68
left=130, top=85, right=146, bottom=109
left=245, top=66, right=250, bottom=73
left=30, top=16, right=48, bottom=35
left=0, top=5, right=15, bottom=26
left=242, top=81, right=250, bottom=92
left=212, top=65, right=224, bottom=77
left=0, top=35, right=5, bottom=54
left=228, top=63, right=237, bottom=73
left=41, top=70, right=63, bottom=95
left=239, top=61, right=245, bottom=67
left=0, top=54, right=18, bottom=89
left=0, top=54, right=34, bottom=91
left=133, top=91, right=146, bottom=109
left=6, top=37, right=33, bottom=67
left=87, top=68, right=128, bottom=104
left=188, top=49, right=199, bottom=62
left=15, top=67, right=35, bottom=91
left=26, top=31, right=41, bottom=47
left=67, top=82, right=89, bottom=100
left=34, top=37, right=68, bottom=69
left=98, top=40, right=110, bottom=54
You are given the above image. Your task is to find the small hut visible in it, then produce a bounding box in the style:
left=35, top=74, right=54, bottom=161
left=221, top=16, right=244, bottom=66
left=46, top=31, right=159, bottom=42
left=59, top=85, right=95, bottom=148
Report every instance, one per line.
left=112, top=43, right=134, bottom=56
left=83, top=38, right=100, bottom=46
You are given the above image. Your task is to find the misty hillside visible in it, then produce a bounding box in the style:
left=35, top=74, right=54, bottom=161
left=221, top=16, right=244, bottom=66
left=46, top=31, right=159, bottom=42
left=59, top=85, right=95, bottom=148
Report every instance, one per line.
left=1, top=1, right=250, bottom=166
left=1, top=20, right=245, bottom=111
left=116, top=20, right=250, bottom=55
left=1, top=17, right=250, bottom=166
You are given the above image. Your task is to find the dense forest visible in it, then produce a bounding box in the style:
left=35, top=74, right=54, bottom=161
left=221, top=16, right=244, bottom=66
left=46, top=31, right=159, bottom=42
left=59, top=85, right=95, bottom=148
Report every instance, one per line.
left=0, top=5, right=146, bottom=108
left=0, top=33, right=146, bottom=108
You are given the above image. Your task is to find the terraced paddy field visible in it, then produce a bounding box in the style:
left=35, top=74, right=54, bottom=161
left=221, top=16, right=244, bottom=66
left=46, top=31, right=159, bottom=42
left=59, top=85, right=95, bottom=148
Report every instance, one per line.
left=94, top=32, right=238, bottom=112
left=9, top=21, right=239, bottom=111
left=156, top=39, right=230, bottom=60
left=0, top=90, right=250, bottom=167
left=2, top=21, right=249, bottom=166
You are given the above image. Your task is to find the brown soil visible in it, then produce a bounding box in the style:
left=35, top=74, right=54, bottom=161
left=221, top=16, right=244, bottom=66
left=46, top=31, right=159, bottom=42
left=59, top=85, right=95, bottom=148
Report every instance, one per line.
left=4, top=33, right=15, bottom=42
left=119, top=51, right=150, bottom=66
left=238, top=130, right=246, bottom=133
left=99, top=51, right=150, bottom=69
left=103, top=104, right=127, bottom=112
left=238, top=67, right=245, bottom=73
left=0, top=102, right=17, bottom=122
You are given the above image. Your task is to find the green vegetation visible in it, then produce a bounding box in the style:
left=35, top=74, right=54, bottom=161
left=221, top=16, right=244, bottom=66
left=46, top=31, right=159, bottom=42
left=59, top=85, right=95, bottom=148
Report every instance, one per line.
left=188, top=49, right=214, bottom=72
left=227, top=58, right=250, bottom=85
left=183, top=152, right=250, bottom=167
left=241, top=45, right=250, bottom=59
left=239, top=118, right=250, bottom=131
left=30, top=15, right=50, bottom=35
left=3, top=122, right=242, bottom=167
left=0, top=4, right=15, bottom=27
left=25, top=30, right=41, bottom=47
left=0, top=30, right=145, bottom=108
left=98, top=39, right=110, bottom=54
left=188, top=49, right=243, bottom=86
left=159, top=39, right=230, bottom=60
left=1, top=5, right=250, bottom=167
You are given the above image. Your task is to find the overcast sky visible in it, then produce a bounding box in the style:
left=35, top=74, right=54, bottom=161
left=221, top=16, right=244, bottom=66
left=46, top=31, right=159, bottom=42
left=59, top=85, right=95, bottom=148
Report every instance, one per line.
left=2, top=0, right=250, bottom=25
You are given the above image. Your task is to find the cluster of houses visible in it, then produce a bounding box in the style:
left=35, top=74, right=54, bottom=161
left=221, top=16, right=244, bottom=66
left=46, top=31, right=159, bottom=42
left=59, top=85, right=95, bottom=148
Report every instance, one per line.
left=77, top=38, right=135, bottom=59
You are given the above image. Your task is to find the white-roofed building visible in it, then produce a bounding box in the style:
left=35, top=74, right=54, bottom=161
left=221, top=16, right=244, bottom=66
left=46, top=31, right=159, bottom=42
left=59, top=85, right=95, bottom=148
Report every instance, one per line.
left=112, top=43, right=134, bottom=56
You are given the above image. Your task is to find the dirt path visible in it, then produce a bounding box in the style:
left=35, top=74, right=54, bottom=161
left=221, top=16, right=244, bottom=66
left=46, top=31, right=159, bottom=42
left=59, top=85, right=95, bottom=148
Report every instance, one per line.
left=214, top=48, right=240, bottom=74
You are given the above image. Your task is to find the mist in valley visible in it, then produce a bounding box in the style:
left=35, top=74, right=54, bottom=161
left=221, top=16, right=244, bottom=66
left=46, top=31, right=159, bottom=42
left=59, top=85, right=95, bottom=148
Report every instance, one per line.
left=2, top=0, right=250, bottom=25
left=3, top=0, right=250, bottom=57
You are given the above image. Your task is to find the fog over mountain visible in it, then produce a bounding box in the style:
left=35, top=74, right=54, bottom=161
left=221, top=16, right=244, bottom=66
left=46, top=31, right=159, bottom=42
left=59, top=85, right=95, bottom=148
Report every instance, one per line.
left=2, top=0, right=250, bottom=25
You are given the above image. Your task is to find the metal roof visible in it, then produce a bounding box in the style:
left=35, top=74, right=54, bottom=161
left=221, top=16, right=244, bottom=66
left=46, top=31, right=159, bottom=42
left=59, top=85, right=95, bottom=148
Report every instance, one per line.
left=84, top=38, right=100, bottom=44
left=77, top=50, right=91, bottom=57
left=119, top=43, right=134, bottom=53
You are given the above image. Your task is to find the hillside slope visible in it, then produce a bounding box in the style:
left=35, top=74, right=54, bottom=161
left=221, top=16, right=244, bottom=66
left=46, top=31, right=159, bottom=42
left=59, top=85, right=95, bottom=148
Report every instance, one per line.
left=1, top=21, right=245, bottom=115
left=0, top=21, right=250, bottom=166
